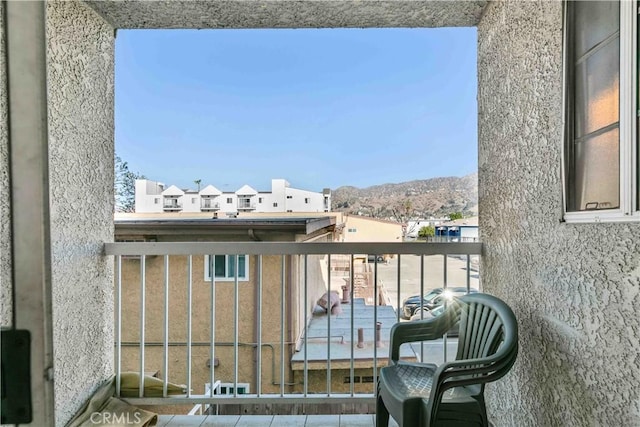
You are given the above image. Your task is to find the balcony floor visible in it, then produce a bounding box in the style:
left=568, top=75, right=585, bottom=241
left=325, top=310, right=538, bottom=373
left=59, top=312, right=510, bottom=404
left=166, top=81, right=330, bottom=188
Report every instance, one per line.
left=157, top=414, right=399, bottom=427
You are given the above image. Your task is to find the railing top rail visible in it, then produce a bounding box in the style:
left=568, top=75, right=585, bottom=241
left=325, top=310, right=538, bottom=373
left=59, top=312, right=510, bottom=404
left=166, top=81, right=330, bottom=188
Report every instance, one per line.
left=104, top=241, right=482, bottom=256
left=122, top=393, right=376, bottom=406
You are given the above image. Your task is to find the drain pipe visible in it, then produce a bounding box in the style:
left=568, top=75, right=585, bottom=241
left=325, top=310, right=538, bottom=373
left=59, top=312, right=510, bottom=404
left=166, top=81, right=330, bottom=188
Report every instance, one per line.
left=357, top=328, right=365, bottom=348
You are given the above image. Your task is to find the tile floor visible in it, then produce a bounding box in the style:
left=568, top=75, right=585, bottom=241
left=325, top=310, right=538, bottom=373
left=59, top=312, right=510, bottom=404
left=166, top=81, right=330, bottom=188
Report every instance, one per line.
left=156, top=414, right=400, bottom=427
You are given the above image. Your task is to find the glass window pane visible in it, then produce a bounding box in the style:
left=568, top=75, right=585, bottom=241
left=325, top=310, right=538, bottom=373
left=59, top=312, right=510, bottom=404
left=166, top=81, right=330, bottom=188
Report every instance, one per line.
left=574, top=37, right=619, bottom=138
left=574, top=1, right=619, bottom=55
left=214, top=255, right=226, bottom=278
left=238, top=255, right=246, bottom=278
left=573, top=127, right=620, bottom=211
left=228, top=255, right=236, bottom=278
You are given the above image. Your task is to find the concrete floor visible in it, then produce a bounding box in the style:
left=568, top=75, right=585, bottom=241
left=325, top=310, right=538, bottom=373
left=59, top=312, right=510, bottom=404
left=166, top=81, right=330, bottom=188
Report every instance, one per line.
left=157, top=414, right=399, bottom=427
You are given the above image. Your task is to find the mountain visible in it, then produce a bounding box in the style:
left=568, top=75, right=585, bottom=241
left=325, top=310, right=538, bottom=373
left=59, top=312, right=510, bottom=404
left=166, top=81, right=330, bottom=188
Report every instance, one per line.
left=331, top=173, right=478, bottom=220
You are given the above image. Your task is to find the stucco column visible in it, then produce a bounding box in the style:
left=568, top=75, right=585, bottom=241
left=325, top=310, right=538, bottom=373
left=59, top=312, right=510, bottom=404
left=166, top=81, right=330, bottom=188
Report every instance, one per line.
left=45, top=1, right=115, bottom=425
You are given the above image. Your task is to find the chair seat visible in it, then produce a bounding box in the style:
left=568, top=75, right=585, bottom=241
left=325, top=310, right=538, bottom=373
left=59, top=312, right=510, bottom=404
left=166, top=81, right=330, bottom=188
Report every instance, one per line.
left=380, top=362, right=480, bottom=400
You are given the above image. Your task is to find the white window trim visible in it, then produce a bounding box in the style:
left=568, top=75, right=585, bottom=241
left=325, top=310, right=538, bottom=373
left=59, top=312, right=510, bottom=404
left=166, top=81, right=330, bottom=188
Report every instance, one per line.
left=562, top=0, right=639, bottom=223
left=204, top=254, right=249, bottom=281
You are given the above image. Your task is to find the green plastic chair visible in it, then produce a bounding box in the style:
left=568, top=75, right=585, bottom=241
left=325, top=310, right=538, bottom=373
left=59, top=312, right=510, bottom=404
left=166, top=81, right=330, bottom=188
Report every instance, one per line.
left=376, top=293, right=518, bottom=427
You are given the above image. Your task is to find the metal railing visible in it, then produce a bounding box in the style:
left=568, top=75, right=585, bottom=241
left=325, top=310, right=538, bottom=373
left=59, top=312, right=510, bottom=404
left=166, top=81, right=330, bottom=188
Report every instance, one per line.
left=105, top=241, right=482, bottom=409
left=201, top=200, right=220, bottom=210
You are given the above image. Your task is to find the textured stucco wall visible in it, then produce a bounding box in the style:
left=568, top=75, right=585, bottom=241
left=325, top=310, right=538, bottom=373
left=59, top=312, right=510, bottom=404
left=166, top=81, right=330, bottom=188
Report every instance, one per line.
left=0, top=2, right=12, bottom=328
left=478, top=1, right=640, bottom=425
left=46, top=1, right=115, bottom=425
left=86, top=0, right=487, bottom=29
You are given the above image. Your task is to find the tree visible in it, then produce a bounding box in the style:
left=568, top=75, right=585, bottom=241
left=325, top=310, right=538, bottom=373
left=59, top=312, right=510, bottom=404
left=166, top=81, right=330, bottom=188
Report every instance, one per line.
left=115, top=155, right=145, bottom=212
left=392, top=199, right=417, bottom=238
left=418, top=225, right=435, bottom=238
left=194, top=179, right=202, bottom=191
left=449, top=212, right=463, bottom=220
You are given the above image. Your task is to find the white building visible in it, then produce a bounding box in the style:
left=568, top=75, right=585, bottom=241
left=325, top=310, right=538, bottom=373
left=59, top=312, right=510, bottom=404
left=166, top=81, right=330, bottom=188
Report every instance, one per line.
left=405, top=217, right=449, bottom=238
left=135, top=178, right=331, bottom=214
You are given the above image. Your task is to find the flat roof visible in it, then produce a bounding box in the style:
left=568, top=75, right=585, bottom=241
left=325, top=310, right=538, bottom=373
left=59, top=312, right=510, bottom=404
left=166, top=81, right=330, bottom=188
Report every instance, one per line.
left=291, top=298, right=416, bottom=368
left=114, top=215, right=335, bottom=236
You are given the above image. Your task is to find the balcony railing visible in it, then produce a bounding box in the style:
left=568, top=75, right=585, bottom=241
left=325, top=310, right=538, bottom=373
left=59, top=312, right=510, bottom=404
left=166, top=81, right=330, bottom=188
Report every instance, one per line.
left=237, top=202, right=256, bottom=210
left=201, top=200, right=220, bottom=211
left=163, top=199, right=183, bottom=210
left=104, top=241, right=482, bottom=412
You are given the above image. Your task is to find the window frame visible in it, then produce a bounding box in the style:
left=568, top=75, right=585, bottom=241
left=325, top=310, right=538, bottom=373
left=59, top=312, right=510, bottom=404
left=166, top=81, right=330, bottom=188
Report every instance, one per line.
left=562, top=0, right=639, bottom=223
left=204, top=254, right=249, bottom=282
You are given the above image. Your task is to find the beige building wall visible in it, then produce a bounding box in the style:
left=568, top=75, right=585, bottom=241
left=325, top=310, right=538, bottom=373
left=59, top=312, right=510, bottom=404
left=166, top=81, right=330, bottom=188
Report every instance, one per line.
left=121, top=253, right=295, bottom=395
left=293, top=367, right=381, bottom=395
left=118, top=228, right=335, bottom=398
left=341, top=215, right=403, bottom=243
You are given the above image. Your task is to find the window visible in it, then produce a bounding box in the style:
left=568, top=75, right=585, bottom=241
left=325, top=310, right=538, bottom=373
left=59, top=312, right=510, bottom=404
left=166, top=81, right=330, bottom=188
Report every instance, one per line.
left=305, top=198, right=310, bottom=203
left=192, top=197, right=196, bottom=203
left=154, top=198, right=159, bottom=204
left=208, top=382, right=250, bottom=395
left=226, top=197, right=233, bottom=204
left=563, top=0, right=638, bottom=222
left=273, top=202, right=278, bottom=207
left=238, top=197, right=253, bottom=209
left=286, top=195, right=293, bottom=199
left=348, top=228, right=357, bottom=233
left=258, top=197, right=263, bottom=203
left=204, top=255, right=249, bottom=281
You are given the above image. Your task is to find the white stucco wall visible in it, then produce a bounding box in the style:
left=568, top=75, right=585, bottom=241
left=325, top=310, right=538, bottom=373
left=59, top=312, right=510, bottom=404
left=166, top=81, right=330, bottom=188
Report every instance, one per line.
left=478, top=1, right=640, bottom=425
left=46, top=1, right=115, bottom=424
left=0, top=1, right=12, bottom=328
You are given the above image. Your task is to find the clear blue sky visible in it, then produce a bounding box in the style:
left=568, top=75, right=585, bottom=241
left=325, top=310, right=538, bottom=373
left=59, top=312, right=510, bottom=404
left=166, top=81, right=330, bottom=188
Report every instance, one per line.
left=115, top=28, right=477, bottom=192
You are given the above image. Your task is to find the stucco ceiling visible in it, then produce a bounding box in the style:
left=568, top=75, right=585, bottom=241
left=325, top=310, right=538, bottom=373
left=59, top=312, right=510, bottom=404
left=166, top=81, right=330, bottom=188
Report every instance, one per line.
left=85, top=0, right=488, bottom=29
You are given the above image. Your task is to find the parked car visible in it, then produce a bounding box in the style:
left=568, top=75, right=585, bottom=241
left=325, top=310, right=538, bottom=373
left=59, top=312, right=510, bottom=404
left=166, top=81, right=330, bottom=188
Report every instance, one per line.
left=401, top=287, right=477, bottom=319
left=367, top=254, right=385, bottom=263
left=410, top=304, right=460, bottom=336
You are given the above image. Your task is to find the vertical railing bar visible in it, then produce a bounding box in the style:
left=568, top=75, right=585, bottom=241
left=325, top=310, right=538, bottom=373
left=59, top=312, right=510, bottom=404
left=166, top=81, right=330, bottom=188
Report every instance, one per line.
left=444, top=254, right=448, bottom=289
left=303, top=254, right=309, bottom=397
left=443, top=254, right=448, bottom=363
left=139, top=255, right=146, bottom=398
left=187, top=255, right=193, bottom=398
left=257, top=255, right=262, bottom=397
left=115, top=255, right=122, bottom=397
left=234, top=255, right=239, bottom=397
left=420, top=254, right=424, bottom=362
left=349, top=254, right=355, bottom=397
left=163, top=255, right=169, bottom=397
left=280, top=255, right=286, bottom=397
left=373, top=255, right=378, bottom=390
left=466, top=254, right=471, bottom=293
left=396, top=254, right=401, bottom=323
left=210, top=255, right=216, bottom=398
left=326, top=254, right=331, bottom=396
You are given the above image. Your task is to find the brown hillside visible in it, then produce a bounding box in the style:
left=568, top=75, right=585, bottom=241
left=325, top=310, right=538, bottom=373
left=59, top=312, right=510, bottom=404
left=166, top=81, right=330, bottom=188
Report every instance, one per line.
left=331, top=173, right=478, bottom=220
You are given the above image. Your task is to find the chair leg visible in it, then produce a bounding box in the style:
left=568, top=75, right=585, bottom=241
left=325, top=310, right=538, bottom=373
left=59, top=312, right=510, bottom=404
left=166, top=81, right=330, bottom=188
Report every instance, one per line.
left=376, top=386, right=389, bottom=427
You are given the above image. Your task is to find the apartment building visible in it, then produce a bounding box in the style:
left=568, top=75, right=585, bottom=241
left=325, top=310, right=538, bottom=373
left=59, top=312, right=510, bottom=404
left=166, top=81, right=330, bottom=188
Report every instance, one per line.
left=135, top=178, right=331, bottom=214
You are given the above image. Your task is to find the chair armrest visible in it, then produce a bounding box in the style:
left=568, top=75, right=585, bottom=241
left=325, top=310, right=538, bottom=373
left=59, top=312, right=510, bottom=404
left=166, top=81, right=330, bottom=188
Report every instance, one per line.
left=389, top=302, right=462, bottom=363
